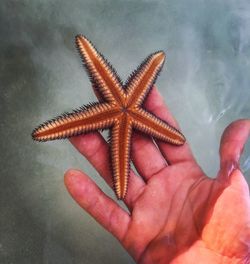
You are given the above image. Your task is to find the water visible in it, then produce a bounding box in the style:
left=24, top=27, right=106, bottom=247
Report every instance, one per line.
left=0, top=0, right=249, bottom=263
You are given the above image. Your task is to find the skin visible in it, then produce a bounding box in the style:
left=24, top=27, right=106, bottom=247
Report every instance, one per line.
left=64, top=86, right=250, bottom=264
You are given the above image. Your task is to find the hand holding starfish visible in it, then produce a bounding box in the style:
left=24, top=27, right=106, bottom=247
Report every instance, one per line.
left=65, top=90, right=250, bottom=264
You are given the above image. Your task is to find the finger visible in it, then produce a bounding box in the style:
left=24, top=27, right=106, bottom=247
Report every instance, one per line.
left=218, top=119, right=250, bottom=182
left=64, top=169, right=130, bottom=242
left=69, top=133, right=145, bottom=208
left=131, top=132, right=167, bottom=181
left=144, top=86, right=196, bottom=164
left=70, top=133, right=112, bottom=185
left=229, top=169, right=250, bottom=194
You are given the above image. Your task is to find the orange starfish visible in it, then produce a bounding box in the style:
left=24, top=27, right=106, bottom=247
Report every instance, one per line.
left=32, top=35, right=185, bottom=199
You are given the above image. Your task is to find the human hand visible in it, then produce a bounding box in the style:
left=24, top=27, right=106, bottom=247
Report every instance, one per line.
left=64, top=86, right=250, bottom=264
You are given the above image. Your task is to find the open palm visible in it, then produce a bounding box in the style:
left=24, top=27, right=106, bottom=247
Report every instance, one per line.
left=65, top=87, right=250, bottom=264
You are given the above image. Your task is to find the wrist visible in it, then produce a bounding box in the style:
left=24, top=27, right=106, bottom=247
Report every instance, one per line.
left=169, top=241, right=248, bottom=264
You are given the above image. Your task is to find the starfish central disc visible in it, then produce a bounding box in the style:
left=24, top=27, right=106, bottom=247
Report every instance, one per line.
left=121, top=107, right=128, bottom=113
left=32, top=35, right=186, bottom=200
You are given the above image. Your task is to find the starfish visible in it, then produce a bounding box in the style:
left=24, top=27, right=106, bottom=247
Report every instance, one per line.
left=32, top=35, right=186, bottom=200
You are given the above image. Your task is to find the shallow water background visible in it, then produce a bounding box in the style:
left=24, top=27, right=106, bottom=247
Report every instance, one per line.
left=0, top=0, right=250, bottom=263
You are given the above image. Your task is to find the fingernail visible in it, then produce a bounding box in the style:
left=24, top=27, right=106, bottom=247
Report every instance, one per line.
left=221, top=160, right=239, bottom=179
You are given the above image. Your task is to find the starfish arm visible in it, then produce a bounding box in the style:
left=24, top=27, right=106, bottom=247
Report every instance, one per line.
left=32, top=103, right=119, bottom=141
left=125, top=51, right=165, bottom=108
left=130, top=108, right=186, bottom=145
left=75, top=35, right=125, bottom=105
left=110, top=115, right=133, bottom=199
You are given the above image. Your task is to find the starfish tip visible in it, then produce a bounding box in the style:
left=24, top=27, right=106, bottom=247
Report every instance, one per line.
left=150, top=50, right=166, bottom=68
left=157, top=50, right=166, bottom=63
left=75, top=34, right=91, bottom=47
left=178, top=133, right=186, bottom=145
left=75, top=34, right=85, bottom=41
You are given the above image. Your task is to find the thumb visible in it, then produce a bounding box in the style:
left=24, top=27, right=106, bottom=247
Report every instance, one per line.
left=218, top=119, right=250, bottom=182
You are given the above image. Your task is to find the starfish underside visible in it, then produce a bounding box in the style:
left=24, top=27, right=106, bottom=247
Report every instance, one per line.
left=32, top=35, right=186, bottom=200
